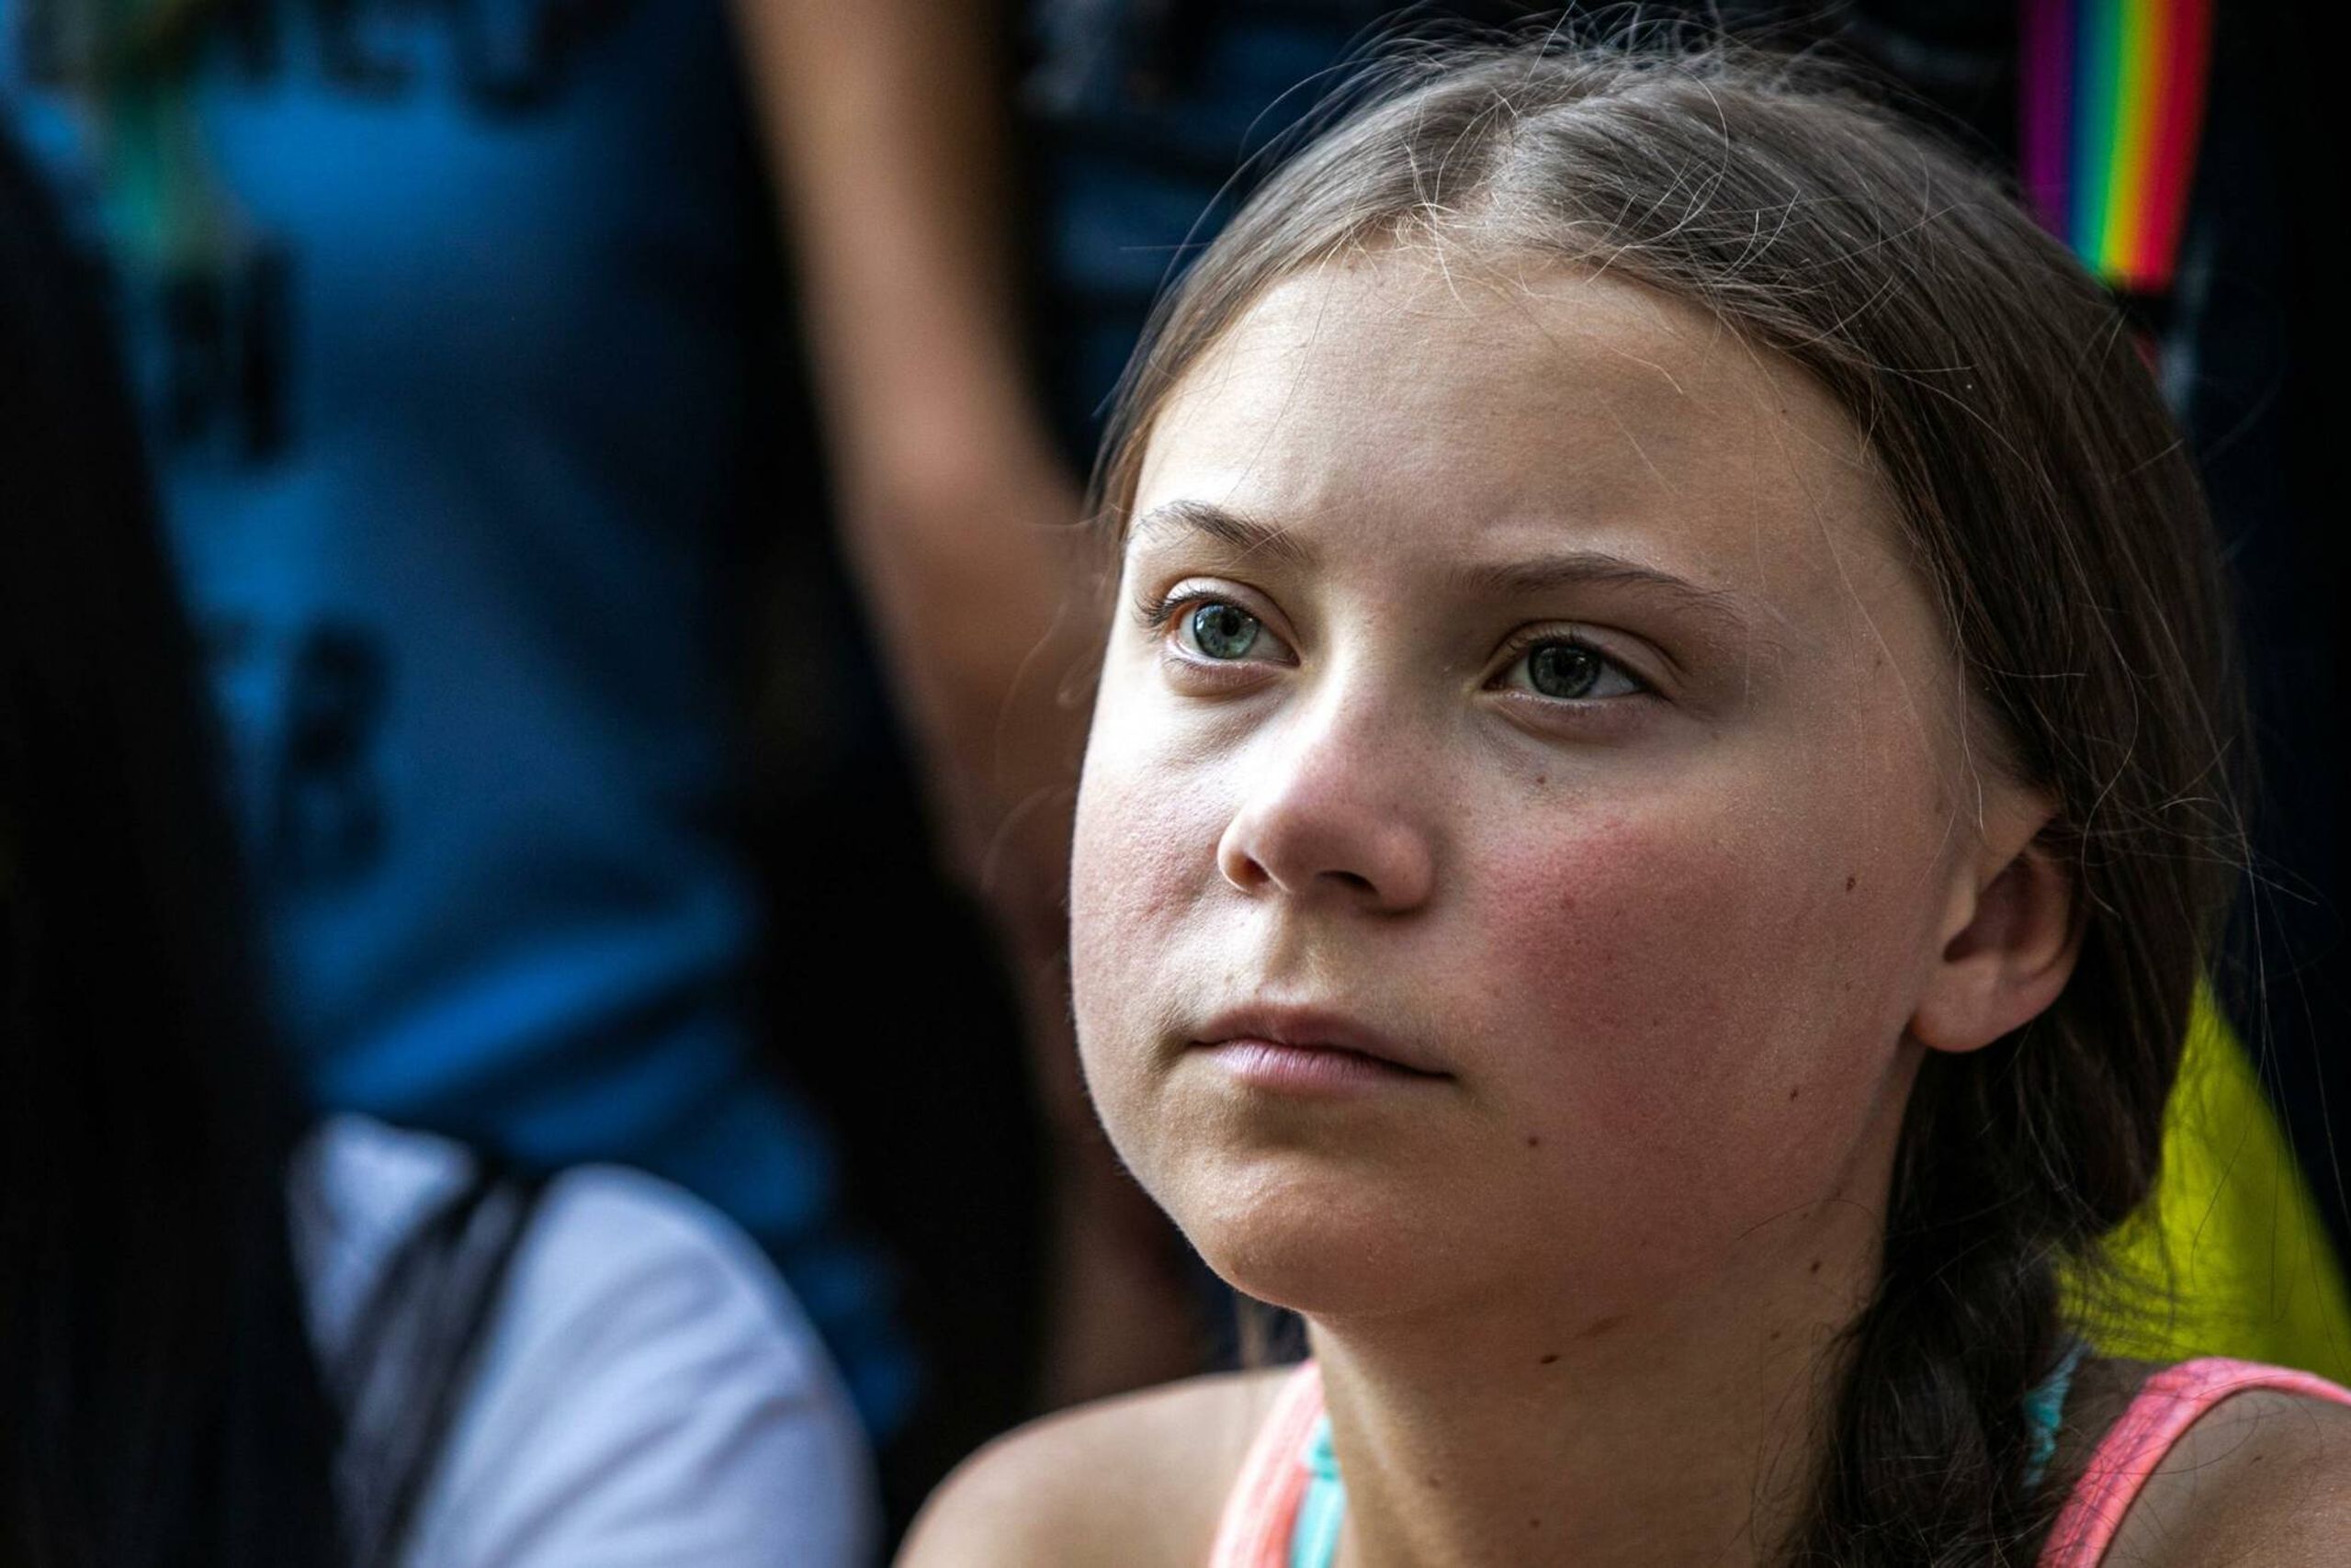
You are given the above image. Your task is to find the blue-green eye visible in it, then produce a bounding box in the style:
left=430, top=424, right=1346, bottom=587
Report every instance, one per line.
left=1516, top=639, right=1642, bottom=701
left=1530, top=642, right=1600, bottom=698
left=1186, top=602, right=1261, bottom=660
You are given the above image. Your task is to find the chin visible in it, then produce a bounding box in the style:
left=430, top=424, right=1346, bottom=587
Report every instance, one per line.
left=1158, top=1149, right=1497, bottom=1321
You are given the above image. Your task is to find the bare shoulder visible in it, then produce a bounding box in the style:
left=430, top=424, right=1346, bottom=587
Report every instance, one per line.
left=896, top=1368, right=1295, bottom=1568
left=2092, top=1370, right=2351, bottom=1568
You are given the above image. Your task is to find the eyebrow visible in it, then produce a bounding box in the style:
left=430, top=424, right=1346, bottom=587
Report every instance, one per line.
left=1129, top=499, right=1317, bottom=568
left=1130, top=498, right=1766, bottom=652
left=1444, top=552, right=1758, bottom=645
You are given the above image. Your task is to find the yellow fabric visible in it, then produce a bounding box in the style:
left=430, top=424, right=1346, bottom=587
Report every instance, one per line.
left=2077, top=991, right=2351, bottom=1381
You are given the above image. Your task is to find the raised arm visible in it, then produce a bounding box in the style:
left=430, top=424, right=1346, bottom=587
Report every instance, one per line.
left=726, top=0, right=1199, bottom=1406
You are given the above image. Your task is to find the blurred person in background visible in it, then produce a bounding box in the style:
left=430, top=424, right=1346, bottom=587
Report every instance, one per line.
left=0, top=0, right=1206, bottom=1520
left=731, top=0, right=1205, bottom=1427
left=1, top=126, right=875, bottom=1567
left=0, top=0, right=910, bottom=1441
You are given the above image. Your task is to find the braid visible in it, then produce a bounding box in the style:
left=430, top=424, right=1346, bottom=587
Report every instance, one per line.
left=1793, top=1048, right=2074, bottom=1564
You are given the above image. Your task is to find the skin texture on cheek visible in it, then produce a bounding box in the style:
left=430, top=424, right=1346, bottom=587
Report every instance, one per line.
left=1470, top=793, right=1927, bottom=1226
left=1068, top=756, right=1191, bottom=1104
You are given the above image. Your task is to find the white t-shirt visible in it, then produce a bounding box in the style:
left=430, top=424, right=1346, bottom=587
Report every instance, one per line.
left=291, top=1115, right=880, bottom=1567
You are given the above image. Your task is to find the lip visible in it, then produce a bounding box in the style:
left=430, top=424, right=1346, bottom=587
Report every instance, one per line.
left=1188, top=1005, right=1451, bottom=1081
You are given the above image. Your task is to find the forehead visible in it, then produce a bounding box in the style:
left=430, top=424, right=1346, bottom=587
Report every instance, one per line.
left=1130, top=247, right=1912, bottom=610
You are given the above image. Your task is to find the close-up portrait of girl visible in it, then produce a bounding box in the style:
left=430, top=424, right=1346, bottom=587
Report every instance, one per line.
left=901, top=35, right=2351, bottom=1568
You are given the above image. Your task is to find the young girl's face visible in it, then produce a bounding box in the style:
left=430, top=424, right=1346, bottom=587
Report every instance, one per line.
left=1072, top=250, right=1996, bottom=1328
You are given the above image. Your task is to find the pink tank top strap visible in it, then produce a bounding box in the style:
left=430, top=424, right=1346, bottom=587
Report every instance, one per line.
left=2039, top=1357, right=2351, bottom=1567
left=1208, top=1361, right=1327, bottom=1568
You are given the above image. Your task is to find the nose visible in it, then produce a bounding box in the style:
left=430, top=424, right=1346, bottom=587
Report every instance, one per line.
left=1215, top=692, right=1438, bottom=913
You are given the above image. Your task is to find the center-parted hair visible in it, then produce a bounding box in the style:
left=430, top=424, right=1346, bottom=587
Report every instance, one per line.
left=1089, top=38, right=2242, bottom=1565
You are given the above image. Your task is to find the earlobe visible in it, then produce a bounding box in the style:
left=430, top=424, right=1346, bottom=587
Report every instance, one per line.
left=1910, top=821, right=2081, bottom=1056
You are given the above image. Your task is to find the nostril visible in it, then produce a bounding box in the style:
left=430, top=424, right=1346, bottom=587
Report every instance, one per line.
left=1224, top=850, right=1273, bottom=892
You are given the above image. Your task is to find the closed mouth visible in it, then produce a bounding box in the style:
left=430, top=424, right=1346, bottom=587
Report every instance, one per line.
left=1187, top=1006, right=1449, bottom=1078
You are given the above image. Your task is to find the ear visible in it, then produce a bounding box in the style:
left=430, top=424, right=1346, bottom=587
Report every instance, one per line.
left=1909, top=793, right=2081, bottom=1056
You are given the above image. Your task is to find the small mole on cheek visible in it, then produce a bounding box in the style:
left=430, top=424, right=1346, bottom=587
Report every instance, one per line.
left=1788, top=1086, right=1801, bottom=1101
left=1538, top=1352, right=1561, bottom=1366
left=1809, top=1258, right=1824, bottom=1275
left=1525, top=1134, right=1543, bottom=1148
left=1529, top=1517, right=1543, bottom=1530
left=1534, top=773, right=1548, bottom=787
left=1845, top=874, right=1858, bottom=893
left=1422, top=1475, right=1443, bottom=1492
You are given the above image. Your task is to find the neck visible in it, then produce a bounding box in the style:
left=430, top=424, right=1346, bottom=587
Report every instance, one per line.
left=1308, top=1198, right=1885, bottom=1568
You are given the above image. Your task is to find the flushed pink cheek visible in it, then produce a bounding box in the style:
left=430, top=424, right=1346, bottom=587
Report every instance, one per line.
left=1467, top=804, right=1917, bottom=1202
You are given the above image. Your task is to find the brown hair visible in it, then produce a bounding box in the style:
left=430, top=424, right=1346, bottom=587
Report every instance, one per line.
left=1088, top=36, right=2242, bottom=1566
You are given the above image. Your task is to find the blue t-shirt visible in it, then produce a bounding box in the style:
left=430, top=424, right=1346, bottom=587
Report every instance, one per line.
left=2, top=0, right=906, bottom=1429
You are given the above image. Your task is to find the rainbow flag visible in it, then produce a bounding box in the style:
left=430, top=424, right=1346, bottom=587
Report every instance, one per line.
left=2019, top=0, right=2214, bottom=294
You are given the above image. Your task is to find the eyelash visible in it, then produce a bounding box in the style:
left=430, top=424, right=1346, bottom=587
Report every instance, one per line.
left=1134, top=588, right=1209, bottom=636
left=1136, top=589, right=1650, bottom=701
